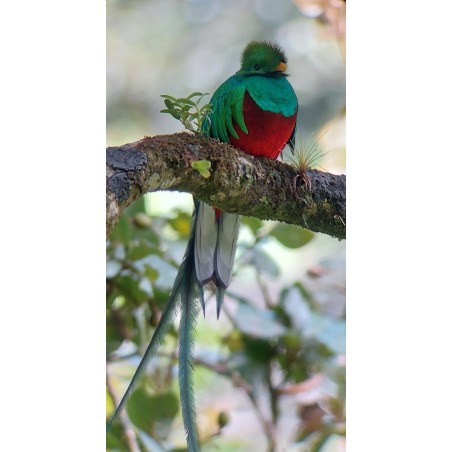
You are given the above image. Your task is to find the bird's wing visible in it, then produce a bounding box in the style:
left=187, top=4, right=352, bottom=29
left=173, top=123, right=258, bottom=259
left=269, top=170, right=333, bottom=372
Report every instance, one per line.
left=202, top=75, right=248, bottom=142
left=287, top=117, right=297, bottom=154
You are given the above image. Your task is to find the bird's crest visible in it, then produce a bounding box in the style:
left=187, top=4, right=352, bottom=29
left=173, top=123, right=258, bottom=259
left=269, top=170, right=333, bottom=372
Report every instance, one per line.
left=238, top=41, right=288, bottom=76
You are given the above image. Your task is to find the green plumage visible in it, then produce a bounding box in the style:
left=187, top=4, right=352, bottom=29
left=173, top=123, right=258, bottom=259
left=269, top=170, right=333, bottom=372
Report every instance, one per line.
left=202, top=41, right=298, bottom=143
left=202, top=76, right=247, bottom=141
left=239, top=41, right=287, bottom=72
left=246, top=75, right=298, bottom=116
left=108, top=41, right=298, bottom=452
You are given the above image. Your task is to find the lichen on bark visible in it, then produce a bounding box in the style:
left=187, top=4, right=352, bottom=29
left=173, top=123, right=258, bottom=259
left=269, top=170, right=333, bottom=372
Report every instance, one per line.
left=106, top=132, right=346, bottom=240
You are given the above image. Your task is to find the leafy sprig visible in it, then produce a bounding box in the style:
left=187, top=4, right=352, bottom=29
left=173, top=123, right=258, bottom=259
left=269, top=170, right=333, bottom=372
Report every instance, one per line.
left=161, top=92, right=212, bottom=133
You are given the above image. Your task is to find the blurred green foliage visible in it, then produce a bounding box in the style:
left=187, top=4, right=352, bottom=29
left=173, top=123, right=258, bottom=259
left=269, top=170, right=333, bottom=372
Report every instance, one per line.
left=107, top=197, right=345, bottom=451
left=107, top=0, right=345, bottom=450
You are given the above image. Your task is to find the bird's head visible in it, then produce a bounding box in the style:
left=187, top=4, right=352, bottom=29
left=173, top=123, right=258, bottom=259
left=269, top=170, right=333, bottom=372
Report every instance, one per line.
left=236, top=41, right=288, bottom=77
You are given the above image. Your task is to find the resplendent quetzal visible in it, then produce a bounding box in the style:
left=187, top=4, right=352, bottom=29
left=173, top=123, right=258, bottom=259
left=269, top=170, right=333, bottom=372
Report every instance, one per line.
left=107, top=41, right=298, bottom=451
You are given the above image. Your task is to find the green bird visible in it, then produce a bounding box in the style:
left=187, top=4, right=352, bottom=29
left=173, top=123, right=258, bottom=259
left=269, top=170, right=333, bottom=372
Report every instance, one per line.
left=107, top=41, right=298, bottom=451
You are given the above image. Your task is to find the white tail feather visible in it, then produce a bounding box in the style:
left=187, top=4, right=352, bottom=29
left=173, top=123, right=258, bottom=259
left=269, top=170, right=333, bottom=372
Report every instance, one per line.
left=215, top=212, right=241, bottom=288
left=194, top=202, right=218, bottom=284
left=194, top=202, right=241, bottom=290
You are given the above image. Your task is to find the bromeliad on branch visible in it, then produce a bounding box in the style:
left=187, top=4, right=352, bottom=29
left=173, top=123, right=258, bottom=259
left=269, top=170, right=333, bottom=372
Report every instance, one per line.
left=107, top=41, right=299, bottom=451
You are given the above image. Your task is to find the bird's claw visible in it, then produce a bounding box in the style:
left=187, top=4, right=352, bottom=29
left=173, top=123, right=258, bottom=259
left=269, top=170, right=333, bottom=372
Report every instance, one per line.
left=292, top=170, right=312, bottom=193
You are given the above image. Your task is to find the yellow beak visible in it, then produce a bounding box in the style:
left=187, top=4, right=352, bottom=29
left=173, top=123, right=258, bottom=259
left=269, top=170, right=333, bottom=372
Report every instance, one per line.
left=276, top=62, right=287, bottom=72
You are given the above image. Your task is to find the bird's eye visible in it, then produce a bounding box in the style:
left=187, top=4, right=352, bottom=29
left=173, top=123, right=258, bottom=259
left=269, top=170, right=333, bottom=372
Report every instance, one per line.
left=254, top=64, right=261, bottom=71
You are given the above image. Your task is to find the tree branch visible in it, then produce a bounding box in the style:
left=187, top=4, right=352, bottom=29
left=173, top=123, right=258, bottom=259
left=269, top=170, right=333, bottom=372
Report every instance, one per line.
left=106, top=132, right=345, bottom=239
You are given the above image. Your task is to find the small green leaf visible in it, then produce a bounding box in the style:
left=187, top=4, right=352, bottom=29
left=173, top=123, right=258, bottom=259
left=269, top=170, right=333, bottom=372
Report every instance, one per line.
left=127, top=387, right=179, bottom=433
left=191, top=160, right=211, bottom=178
left=242, top=335, right=276, bottom=363
left=168, top=211, right=192, bottom=237
left=160, top=94, right=177, bottom=101
left=106, top=422, right=129, bottom=449
left=164, top=98, right=174, bottom=109
left=187, top=91, right=207, bottom=99
left=144, top=264, right=159, bottom=283
left=114, top=275, right=148, bottom=303
left=176, top=97, right=196, bottom=107
left=270, top=223, right=314, bottom=249
left=242, top=217, right=263, bottom=235
left=128, top=242, right=159, bottom=261
left=162, top=108, right=181, bottom=120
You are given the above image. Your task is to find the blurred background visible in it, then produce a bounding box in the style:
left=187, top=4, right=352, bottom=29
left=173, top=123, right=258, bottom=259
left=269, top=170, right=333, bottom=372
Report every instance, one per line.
left=107, top=0, right=345, bottom=451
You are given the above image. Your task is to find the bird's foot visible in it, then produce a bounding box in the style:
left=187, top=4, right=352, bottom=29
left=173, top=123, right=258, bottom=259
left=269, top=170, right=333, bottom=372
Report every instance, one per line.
left=293, top=170, right=312, bottom=193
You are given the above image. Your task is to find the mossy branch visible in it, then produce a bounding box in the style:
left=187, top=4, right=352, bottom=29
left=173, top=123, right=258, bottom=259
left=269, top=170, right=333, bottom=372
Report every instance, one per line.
left=106, top=132, right=346, bottom=239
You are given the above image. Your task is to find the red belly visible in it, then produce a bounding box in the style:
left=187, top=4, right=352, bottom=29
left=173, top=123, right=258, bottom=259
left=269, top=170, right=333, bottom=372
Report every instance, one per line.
left=229, top=91, right=297, bottom=159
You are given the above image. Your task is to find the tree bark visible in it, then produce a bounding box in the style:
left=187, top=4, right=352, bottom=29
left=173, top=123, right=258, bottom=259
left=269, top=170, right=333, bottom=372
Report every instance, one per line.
left=106, top=132, right=346, bottom=240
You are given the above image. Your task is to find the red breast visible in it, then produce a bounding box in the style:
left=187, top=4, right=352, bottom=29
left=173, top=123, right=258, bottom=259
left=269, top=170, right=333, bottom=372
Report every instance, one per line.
left=229, top=90, right=297, bottom=159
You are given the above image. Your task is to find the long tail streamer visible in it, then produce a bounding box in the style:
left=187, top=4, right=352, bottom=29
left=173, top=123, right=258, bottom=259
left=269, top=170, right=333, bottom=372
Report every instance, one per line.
left=107, top=207, right=203, bottom=452
left=178, top=228, right=202, bottom=451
